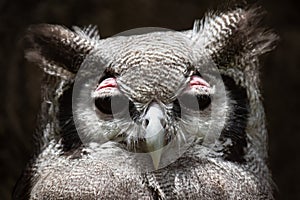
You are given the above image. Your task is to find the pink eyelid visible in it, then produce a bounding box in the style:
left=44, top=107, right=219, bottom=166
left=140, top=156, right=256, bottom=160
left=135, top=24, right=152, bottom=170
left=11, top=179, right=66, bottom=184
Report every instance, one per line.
left=189, top=75, right=210, bottom=88
left=96, top=77, right=117, bottom=91
left=95, top=76, right=209, bottom=91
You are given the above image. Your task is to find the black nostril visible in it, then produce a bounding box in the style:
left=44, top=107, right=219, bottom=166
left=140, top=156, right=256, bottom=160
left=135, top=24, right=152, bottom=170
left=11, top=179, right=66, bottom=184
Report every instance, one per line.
left=172, top=99, right=181, bottom=119
left=160, top=119, right=167, bottom=129
left=143, top=119, right=149, bottom=128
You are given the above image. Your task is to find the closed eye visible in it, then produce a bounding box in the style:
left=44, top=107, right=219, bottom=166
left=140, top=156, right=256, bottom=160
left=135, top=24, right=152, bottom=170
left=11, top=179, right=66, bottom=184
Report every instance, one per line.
left=94, top=76, right=129, bottom=115
left=174, top=74, right=212, bottom=112
left=94, top=95, right=129, bottom=115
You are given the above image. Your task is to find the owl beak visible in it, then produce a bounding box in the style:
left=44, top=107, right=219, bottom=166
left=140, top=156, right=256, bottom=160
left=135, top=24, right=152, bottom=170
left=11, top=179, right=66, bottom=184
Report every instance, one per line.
left=143, top=103, right=166, bottom=170
left=149, top=149, right=163, bottom=171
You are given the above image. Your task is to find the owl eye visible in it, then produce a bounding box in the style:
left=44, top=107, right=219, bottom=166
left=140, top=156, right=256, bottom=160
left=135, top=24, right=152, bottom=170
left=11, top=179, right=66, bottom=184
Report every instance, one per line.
left=179, top=93, right=211, bottom=111
left=95, top=95, right=128, bottom=115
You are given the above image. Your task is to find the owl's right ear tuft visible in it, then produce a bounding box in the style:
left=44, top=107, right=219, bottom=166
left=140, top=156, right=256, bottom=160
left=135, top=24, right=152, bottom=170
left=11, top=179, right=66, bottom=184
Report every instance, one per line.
left=24, top=24, right=97, bottom=80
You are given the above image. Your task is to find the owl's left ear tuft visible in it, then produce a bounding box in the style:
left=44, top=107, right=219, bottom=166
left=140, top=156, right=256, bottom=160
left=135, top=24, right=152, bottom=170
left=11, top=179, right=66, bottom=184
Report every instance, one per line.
left=191, top=6, right=279, bottom=69
left=235, top=7, right=278, bottom=56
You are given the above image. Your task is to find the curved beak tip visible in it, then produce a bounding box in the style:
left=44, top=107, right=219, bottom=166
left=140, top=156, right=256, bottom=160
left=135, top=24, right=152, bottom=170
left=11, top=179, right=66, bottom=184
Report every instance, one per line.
left=149, top=149, right=163, bottom=170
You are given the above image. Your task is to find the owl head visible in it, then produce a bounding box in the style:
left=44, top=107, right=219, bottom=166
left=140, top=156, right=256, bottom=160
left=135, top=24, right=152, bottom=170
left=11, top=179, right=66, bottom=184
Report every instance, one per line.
left=25, top=6, right=277, bottom=170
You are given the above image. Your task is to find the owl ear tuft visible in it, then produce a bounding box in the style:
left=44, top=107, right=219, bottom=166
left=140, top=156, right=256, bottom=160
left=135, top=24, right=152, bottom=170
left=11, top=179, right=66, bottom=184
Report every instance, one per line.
left=192, top=6, right=278, bottom=69
left=24, top=24, right=98, bottom=79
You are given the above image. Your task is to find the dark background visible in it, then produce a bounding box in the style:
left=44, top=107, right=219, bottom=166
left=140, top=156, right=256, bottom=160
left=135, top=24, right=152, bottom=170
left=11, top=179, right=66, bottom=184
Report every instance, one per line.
left=0, top=0, right=299, bottom=199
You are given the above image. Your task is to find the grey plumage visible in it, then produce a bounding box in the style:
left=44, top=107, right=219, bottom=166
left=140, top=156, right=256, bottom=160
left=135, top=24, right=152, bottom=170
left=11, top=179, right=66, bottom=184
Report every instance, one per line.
left=14, top=5, right=278, bottom=200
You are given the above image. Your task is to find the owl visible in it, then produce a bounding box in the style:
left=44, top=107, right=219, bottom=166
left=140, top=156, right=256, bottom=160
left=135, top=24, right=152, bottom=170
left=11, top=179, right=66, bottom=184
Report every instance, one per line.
left=14, top=5, right=278, bottom=200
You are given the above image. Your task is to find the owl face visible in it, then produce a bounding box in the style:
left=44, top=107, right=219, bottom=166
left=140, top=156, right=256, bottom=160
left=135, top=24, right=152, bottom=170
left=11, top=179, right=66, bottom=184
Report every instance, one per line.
left=72, top=31, right=227, bottom=169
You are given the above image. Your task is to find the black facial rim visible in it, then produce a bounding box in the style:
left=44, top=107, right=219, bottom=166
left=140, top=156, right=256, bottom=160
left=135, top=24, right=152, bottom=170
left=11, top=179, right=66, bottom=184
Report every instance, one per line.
left=216, top=75, right=249, bottom=163
left=58, top=84, right=83, bottom=154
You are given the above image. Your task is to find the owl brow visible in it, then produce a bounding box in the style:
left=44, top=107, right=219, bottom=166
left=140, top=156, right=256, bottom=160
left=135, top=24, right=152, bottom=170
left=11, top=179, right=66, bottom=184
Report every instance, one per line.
left=183, top=62, right=195, bottom=77
left=192, top=69, right=203, bottom=77
left=98, top=68, right=119, bottom=83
